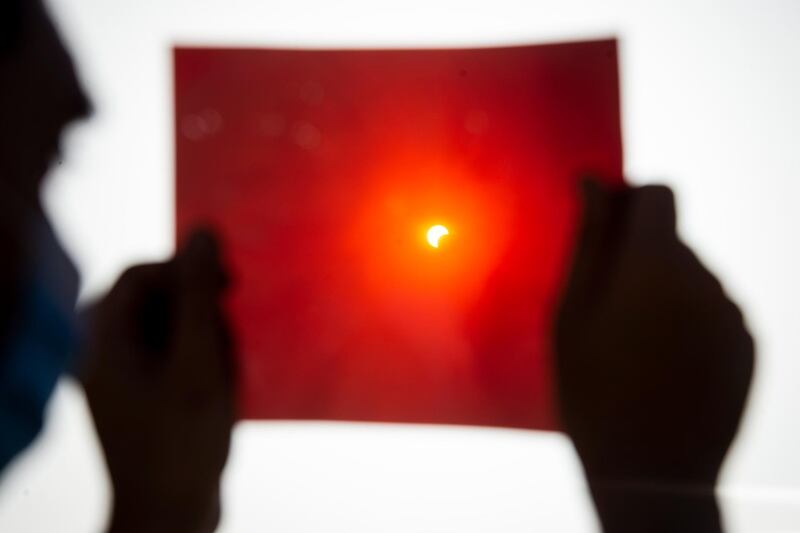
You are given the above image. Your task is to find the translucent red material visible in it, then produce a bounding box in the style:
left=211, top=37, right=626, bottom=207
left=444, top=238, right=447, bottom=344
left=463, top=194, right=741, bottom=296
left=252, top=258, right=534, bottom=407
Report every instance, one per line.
left=175, top=40, right=624, bottom=429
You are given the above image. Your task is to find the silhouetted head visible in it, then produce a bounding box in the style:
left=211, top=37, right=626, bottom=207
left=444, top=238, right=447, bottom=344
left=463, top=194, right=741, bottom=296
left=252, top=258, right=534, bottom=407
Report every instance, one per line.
left=0, top=0, right=91, bottom=207
left=0, top=0, right=85, bottom=471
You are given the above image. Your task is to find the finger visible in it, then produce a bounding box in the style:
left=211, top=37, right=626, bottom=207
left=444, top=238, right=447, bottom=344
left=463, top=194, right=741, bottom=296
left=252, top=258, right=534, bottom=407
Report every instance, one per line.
left=557, top=178, right=616, bottom=326
left=626, top=185, right=677, bottom=245
left=169, top=229, right=231, bottom=391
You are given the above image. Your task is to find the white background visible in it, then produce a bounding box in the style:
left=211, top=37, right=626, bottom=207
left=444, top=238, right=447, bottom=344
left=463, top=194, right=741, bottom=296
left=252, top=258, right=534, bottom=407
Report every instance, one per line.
left=1, top=0, right=799, bottom=531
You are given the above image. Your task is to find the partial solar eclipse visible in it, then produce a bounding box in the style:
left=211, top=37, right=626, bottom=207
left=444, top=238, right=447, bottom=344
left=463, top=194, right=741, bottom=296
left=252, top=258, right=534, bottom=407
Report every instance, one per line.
left=427, top=225, right=449, bottom=248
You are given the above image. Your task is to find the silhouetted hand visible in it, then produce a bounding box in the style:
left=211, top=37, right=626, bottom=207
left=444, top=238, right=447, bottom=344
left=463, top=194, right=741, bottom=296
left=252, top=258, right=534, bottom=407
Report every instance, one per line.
left=80, top=230, right=235, bottom=533
left=556, top=182, right=754, bottom=533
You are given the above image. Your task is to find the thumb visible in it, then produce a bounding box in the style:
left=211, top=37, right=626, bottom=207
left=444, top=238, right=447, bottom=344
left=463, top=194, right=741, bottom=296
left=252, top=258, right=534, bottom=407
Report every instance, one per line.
left=581, top=179, right=613, bottom=229
left=169, top=229, right=230, bottom=389
left=557, top=178, right=633, bottom=338
left=561, top=179, right=615, bottom=305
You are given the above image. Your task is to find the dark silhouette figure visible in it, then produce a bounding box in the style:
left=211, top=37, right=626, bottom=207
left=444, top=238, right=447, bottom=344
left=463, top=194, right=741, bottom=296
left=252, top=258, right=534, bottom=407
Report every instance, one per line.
left=80, top=232, right=234, bottom=533
left=1, top=1, right=235, bottom=532
left=556, top=181, right=754, bottom=532
left=1, top=0, right=87, bottom=471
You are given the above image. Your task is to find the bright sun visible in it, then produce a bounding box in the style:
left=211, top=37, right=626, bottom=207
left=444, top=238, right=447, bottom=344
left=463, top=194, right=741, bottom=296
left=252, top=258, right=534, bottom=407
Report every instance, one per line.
left=426, top=224, right=449, bottom=248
